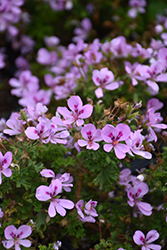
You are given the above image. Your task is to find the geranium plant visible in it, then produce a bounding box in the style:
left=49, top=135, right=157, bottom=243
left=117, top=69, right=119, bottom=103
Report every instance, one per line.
left=0, top=0, right=167, bottom=250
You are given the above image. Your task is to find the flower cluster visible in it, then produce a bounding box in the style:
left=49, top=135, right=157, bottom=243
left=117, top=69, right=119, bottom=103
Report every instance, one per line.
left=0, top=0, right=167, bottom=249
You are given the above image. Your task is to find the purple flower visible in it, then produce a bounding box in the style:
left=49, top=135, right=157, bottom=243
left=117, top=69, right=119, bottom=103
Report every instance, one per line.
left=44, top=36, right=60, bottom=47
left=19, top=89, right=52, bottom=107
left=78, top=123, right=102, bottom=150
left=92, top=67, right=119, bottom=98
left=37, top=48, right=57, bottom=65
left=9, top=70, right=39, bottom=97
left=53, top=73, right=77, bottom=100
left=47, top=122, right=69, bottom=145
left=0, top=151, right=12, bottom=184
left=84, top=200, right=98, bottom=217
left=145, top=108, right=167, bottom=142
left=102, top=124, right=131, bottom=159
left=150, top=38, right=163, bottom=50
left=36, top=179, right=74, bottom=217
left=84, top=41, right=103, bottom=65
left=25, top=117, right=51, bottom=143
left=118, top=168, right=133, bottom=190
left=72, top=18, right=92, bottom=43
left=126, top=130, right=152, bottom=159
left=128, top=0, right=146, bottom=18
left=136, top=44, right=152, bottom=59
left=2, top=225, right=32, bottom=250
left=55, top=173, right=73, bottom=192
left=57, top=95, right=93, bottom=126
left=158, top=47, right=167, bottom=68
left=0, top=0, right=24, bottom=36
left=146, top=98, right=163, bottom=112
left=136, top=61, right=167, bottom=95
left=127, top=182, right=153, bottom=216
left=133, top=230, right=161, bottom=250
left=125, top=62, right=141, bottom=86
left=27, top=103, right=48, bottom=121
left=110, top=36, right=133, bottom=57
left=15, top=56, right=30, bottom=77
left=3, top=113, right=24, bottom=136
left=40, top=169, right=73, bottom=192
left=76, top=199, right=98, bottom=223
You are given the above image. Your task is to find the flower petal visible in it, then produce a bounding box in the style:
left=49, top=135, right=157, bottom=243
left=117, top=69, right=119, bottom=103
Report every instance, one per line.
left=146, top=230, right=159, bottom=243
left=2, top=168, right=12, bottom=178
left=133, top=230, right=145, bottom=245
left=35, top=185, right=51, bottom=201
left=2, top=240, right=14, bottom=249
left=17, top=225, right=32, bottom=239
left=4, top=225, right=17, bottom=240
left=19, top=239, right=31, bottom=248
left=48, top=201, right=56, bottom=217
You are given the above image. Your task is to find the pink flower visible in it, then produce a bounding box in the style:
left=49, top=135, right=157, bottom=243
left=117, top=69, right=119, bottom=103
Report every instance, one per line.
left=133, top=230, right=161, bottom=250
left=136, top=61, right=167, bottom=95
left=25, top=117, right=51, bottom=143
left=126, top=130, right=152, bottom=159
left=19, top=89, right=52, bottom=107
left=0, top=151, right=12, bottom=184
left=57, top=95, right=93, bottom=126
left=40, top=169, right=73, bottom=192
left=125, top=62, right=141, bottom=86
left=37, top=48, right=57, bottom=65
left=84, top=49, right=103, bottom=65
left=27, top=103, right=48, bottom=121
left=78, top=124, right=102, bottom=150
left=3, top=113, right=24, bottom=136
left=127, top=182, right=153, bottom=216
left=84, top=200, right=98, bottom=217
left=9, top=70, right=39, bottom=97
left=76, top=199, right=98, bottom=223
left=53, top=73, right=77, bottom=100
left=76, top=200, right=85, bottom=219
left=146, top=98, right=163, bottom=112
left=36, top=179, right=74, bottom=217
left=128, top=0, right=146, bottom=18
left=110, top=36, right=133, bottom=57
left=55, top=173, right=73, bottom=192
left=118, top=168, right=133, bottom=190
left=92, top=68, right=119, bottom=98
left=136, top=44, right=152, bottom=59
left=2, top=225, right=32, bottom=250
left=145, top=108, right=167, bottom=142
left=48, top=122, right=69, bottom=145
left=44, top=36, right=60, bottom=47
left=102, top=124, right=131, bottom=159
left=72, top=18, right=92, bottom=42
left=158, top=47, right=167, bottom=68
